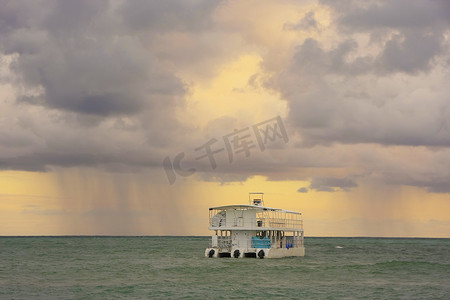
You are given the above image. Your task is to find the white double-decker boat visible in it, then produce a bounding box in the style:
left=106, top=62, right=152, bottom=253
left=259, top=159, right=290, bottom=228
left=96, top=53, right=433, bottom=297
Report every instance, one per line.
left=205, top=193, right=305, bottom=259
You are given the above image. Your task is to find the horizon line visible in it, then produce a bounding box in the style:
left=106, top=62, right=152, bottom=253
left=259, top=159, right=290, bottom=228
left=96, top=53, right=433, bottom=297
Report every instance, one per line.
left=0, top=235, right=448, bottom=239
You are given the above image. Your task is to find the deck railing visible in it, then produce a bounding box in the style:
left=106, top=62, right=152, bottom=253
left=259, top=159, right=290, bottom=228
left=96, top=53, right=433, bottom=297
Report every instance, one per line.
left=210, top=236, right=232, bottom=249
left=257, top=218, right=303, bottom=229
left=209, top=209, right=303, bottom=230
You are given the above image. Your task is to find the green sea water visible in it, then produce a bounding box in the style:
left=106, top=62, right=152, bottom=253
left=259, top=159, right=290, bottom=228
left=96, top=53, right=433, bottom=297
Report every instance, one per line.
left=0, top=237, right=449, bottom=299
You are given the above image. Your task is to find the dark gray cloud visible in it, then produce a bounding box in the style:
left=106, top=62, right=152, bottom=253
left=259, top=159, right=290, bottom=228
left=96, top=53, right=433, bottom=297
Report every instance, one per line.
left=275, top=0, right=450, bottom=148
left=284, top=11, right=318, bottom=31
left=309, top=177, right=358, bottom=192
left=426, top=183, right=450, bottom=194
left=279, top=0, right=450, bottom=81
left=297, top=187, right=308, bottom=193
left=288, top=32, right=444, bottom=77
left=285, top=76, right=450, bottom=147
left=120, top=0, right=220, bottom=32
left=323, top=0, right=450, bottom=74
left=0, top=0, right=223, bottom=173
left=401, top=180, right=450, bottom=194
left=375, top=31, right=444, bottom=74
left=267, top=0, right=450, bottom=194
left=0, top=150, right=162, bottom=173
left=1, top=0, right=187, bottom=116
left=379, top=154, right=450, bottom=194
left=331, top=0, right=450, bottom=31
left=290, top=37, right=371, bottom=77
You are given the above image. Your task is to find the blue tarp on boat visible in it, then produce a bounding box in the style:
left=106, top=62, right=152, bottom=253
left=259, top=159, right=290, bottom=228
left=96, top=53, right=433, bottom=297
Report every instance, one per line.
left=252, top=237, right=271, bottom=248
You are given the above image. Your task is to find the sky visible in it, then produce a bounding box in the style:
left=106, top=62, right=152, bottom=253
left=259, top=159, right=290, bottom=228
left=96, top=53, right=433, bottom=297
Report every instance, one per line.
left=0, top=0, right=449, bottom=237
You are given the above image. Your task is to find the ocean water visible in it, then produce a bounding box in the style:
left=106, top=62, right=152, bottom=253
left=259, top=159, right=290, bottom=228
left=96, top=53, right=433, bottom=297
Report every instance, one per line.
left=0, top=237, right=449, bottom=299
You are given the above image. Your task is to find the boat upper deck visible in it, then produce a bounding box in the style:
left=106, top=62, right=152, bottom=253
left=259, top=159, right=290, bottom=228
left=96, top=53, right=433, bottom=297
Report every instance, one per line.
left=209, top=204, right=302, bottom=215
left=208, top=204, right=303, bottom=231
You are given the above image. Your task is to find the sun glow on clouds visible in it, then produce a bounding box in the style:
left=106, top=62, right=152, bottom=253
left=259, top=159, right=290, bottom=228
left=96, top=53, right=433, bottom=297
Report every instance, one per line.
left=181, top=54, right=287, bottom=130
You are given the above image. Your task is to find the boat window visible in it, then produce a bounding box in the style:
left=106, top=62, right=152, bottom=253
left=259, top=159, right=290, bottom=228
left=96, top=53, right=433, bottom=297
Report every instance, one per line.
left=256, top=231, right=268, bottom=238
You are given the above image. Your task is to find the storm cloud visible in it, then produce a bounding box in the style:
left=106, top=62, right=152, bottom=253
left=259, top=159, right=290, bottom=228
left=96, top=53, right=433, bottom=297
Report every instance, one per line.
left=0, top=0, right=220, bottom=173
left=0, top=0, right=188, bottom=116
left=1, top=0, right=450, bottom=196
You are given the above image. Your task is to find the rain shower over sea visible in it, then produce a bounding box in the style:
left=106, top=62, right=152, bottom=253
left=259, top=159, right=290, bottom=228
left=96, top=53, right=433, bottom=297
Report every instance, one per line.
left=0, top=236, right=449, bottom=299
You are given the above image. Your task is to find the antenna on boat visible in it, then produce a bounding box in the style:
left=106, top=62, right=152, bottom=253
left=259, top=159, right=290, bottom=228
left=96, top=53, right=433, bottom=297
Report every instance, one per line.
left=249, top=192, right=264, bottom=206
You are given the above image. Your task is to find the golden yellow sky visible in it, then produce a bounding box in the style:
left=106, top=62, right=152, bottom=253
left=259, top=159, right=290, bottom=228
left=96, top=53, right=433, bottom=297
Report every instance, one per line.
left=1, top=170, right=449, bottom=237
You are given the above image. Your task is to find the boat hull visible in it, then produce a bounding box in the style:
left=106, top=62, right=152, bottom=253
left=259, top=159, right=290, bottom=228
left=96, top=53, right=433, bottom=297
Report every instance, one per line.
left=205, top=247, right=305, bottom=258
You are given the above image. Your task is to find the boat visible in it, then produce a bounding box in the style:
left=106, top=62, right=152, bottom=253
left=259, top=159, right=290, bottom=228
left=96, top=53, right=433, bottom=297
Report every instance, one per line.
left=205, top=193, right=305, bottom=259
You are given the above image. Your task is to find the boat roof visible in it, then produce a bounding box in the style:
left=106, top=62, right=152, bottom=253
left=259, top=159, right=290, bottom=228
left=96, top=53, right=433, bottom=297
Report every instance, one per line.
left=209, top=204, right=301, bottom=215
